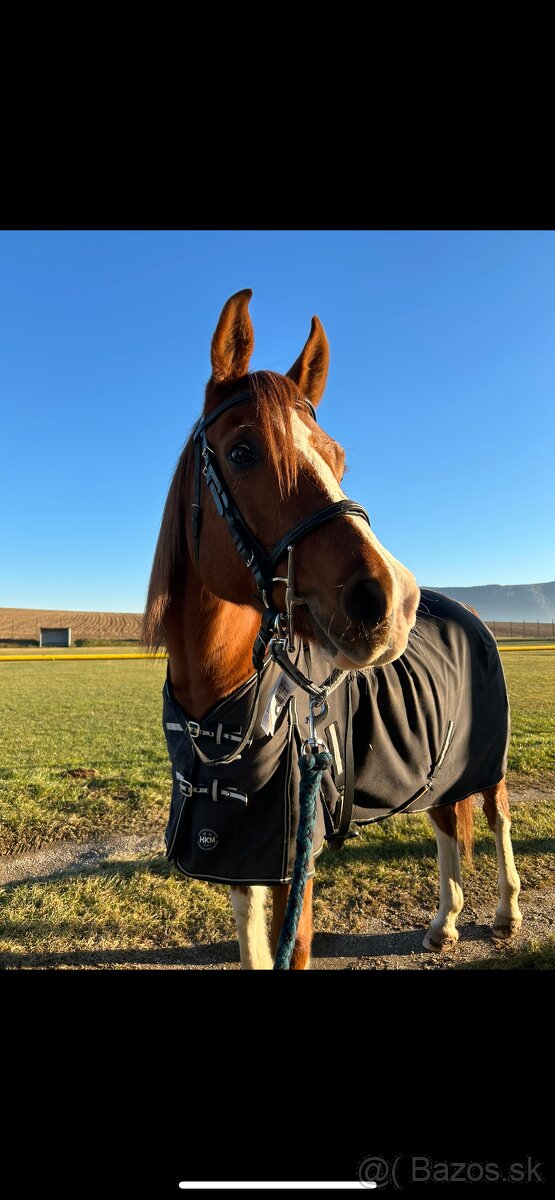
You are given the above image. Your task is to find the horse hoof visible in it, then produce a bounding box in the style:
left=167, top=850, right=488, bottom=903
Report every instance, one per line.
left=422, top=930, right=458, bottom=953
left=493, top=918, right=522, bottom=940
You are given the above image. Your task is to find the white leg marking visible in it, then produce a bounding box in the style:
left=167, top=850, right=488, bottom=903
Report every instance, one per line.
left=491, top=811, right=522, bottom=936
left=229, top=886, right=273, bottom=970
left=423, top=824, right=464, bottom=951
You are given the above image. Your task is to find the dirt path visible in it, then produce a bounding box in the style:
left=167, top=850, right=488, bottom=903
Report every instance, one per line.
left=1, top=784, right=553, bottom=969
left=0, top=831, right=163, bottom=886
left=156, top=883, right=555, bottom=970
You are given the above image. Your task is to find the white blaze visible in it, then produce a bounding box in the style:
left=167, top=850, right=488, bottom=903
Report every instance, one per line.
left=290, top=411, right=403, bottom=591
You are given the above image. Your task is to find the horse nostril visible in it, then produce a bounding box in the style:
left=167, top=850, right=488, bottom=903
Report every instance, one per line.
left=341, top=574, right=389, bottom=627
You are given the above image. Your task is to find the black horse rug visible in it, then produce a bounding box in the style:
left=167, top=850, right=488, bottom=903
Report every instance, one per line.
left=162, top=589, right=510, bottom=885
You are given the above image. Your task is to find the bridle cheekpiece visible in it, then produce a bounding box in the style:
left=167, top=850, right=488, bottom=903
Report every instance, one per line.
left=191, top=387, right=371, bottom=753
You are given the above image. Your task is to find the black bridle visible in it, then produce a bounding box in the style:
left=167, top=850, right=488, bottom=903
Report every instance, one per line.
left=190, top=387, right=371, bottom=723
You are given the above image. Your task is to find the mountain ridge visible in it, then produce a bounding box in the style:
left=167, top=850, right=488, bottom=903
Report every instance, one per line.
left=427, top=580, right=555, bottom=621
left=1, top=581, right=554, bottom=629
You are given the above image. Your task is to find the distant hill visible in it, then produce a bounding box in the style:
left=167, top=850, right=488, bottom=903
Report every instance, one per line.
left=429, top=581, right=555, bottom=621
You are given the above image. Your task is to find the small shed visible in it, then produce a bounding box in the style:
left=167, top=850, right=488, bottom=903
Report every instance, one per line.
left=40, top=627, right=72, bottom=647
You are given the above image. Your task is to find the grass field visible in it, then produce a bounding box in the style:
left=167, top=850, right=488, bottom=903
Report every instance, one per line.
left=0, top=651, right=554, bottom=968
left=1, top=797, right=553, bottom=968
left=502, top=652, right=555, bottom=776
left=0, top=659, right=168, bottom=854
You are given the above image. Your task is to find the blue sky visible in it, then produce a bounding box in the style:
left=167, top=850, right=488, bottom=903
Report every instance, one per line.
left=1, top=229, right=554, bottom=612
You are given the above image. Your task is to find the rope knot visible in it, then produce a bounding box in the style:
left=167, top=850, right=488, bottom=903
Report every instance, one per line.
left=300, top=749, right=332, bottom=774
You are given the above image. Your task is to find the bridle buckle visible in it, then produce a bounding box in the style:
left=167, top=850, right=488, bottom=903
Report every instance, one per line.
left=270, top=545, right=306, bottom=653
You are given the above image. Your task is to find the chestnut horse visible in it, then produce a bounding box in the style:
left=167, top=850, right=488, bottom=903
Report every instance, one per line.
left=144, top=289, right=522, bottom=969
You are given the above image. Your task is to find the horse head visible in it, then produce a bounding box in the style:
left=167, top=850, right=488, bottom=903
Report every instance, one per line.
left=184, top=288, right=420, bottom=670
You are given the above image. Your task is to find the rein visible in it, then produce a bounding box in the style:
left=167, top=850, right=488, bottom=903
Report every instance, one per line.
left=189, top=386, right=371, bottom=968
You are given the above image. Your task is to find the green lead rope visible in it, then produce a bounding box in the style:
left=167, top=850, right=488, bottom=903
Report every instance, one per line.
left=273, top=748, right=332, bottom=970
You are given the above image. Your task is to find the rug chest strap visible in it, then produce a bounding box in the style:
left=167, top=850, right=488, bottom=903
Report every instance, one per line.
left=326, top=676, right=355, bottom=849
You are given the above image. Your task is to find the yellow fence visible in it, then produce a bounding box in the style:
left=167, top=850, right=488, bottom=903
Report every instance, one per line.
left=0, top=652, right=166, bottom=662
left=497, top=645, right=555, bottom=652
left=1, top=647, right=553, bottom=663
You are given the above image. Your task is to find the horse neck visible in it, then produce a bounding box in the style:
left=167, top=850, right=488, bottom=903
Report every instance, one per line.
left=164, top=565, right=260, bottom=720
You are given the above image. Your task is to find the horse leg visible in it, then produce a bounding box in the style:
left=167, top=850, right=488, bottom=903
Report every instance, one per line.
left=423, top=798, right=474, bottom=951
left=482, top=778, right=522, bottom=938
left=229, top=885, right=273, bottom=970
left=270, top=878, right=314, bottom=969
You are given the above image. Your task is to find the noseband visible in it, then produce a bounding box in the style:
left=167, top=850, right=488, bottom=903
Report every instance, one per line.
left=190, top=388, right=371, bottom=751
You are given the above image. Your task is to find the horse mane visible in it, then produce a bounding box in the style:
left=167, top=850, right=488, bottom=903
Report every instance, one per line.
left=143, top=371, right=301, bottom=650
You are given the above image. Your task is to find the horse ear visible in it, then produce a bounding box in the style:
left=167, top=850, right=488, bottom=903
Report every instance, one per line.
left=209, top=289, right=254, bottom=385
left=286, top=315, right=329, bottom=407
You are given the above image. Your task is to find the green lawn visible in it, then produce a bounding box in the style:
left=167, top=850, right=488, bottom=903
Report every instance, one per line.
left=0, top=659, right=168, bottom=853
left=0, top=651, right=553, bottom=969
left=1, top=795, right=553, bottom=967
left=502, top=652, right=555, bottom=776
left=1, top=651, right=553, bottom=855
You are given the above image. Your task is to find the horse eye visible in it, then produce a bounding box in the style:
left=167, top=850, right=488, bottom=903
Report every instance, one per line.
left=228, top=442, right=257, bottom=468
